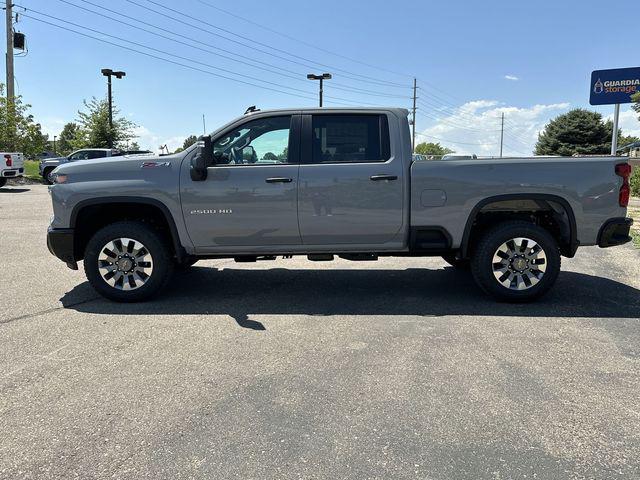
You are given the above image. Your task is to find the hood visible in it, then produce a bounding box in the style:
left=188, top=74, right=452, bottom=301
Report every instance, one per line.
left=54, top=151, right=186, bottom=183
left=41, top=156, right=67, bottom=165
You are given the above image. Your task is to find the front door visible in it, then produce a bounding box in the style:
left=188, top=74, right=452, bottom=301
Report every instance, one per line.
left=181, top=114, right=301, bottom=249
left=297, top=113, right=404, bottom=246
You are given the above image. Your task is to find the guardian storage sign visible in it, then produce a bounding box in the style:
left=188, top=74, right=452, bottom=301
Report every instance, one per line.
left=590, top=67, right=640, bottom=105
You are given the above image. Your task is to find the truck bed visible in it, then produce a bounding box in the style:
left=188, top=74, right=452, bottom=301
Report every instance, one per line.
left=410, top=156, right=627, bottom=248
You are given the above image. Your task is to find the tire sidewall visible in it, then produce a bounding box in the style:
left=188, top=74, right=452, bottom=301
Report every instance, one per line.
left=84, top=222, right=173, bottom=302
left=471, top=222, right=560, bottom=302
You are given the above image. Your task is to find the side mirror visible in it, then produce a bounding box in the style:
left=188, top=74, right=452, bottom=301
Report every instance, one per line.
left=190, top=135, right=212, bottom=181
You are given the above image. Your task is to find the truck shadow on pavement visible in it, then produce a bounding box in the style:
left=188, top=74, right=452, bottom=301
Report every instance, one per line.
left=61, top=266, right=640, bottom=330
left=0, top=186, right=30, bottom=193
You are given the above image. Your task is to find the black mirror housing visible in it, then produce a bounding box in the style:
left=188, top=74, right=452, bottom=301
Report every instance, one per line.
left=190, top=135, right=212, bottom=181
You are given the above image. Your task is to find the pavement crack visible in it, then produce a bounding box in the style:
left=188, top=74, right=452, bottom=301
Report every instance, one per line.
left=0, top=296, right=101, bottom=326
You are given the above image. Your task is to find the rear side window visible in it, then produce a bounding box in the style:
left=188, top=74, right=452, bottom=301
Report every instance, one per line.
left=87, top=150, right=108, bottom=159
left=311, top=114, right=390, bottom=163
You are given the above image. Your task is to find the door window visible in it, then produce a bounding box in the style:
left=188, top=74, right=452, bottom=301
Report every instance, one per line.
left=213, top=116, right=292, bottom=165
left=310, top=114, right=390, bottom=163
left=69, top=150, right=90, bottom=161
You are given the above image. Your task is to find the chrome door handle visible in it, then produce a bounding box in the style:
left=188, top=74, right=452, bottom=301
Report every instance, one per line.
left=370, top=174, right=398, bottom=181
left=265, top=177, right=293, bottom=183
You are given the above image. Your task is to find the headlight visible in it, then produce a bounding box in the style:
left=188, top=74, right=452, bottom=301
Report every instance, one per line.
left=52, top=173, right=69, bottom=184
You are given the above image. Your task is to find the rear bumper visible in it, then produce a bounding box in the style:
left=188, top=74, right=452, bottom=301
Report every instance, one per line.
left=47, top=227, right=78, bottom=270
left=1, top=168, right=24, bottom=177
left=598, top=217, right=633, bottom=248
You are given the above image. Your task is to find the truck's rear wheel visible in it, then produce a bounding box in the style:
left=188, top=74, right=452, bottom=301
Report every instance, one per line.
left=84, top=221, right=174, bottom=302
left=470, top=221, right=560, bottom=302
left=0, top=178, right=6, bottom=188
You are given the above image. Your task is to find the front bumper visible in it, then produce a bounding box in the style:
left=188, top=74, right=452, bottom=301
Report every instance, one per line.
left=598, top=217, right=633, bottom=248
left=47, top=227, right=78, bottom=270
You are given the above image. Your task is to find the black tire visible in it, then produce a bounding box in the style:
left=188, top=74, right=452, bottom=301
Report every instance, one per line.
left=43, top=168, right=55, bottom=185
left=0, top=178, right=6, bottom=188
left=442, top=254, right=470, bottom=270
left=470, top=221, right=561, bottom=302
left=84, top=221, right=174, bottom=302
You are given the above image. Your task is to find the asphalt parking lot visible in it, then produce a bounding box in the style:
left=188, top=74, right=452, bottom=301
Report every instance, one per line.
left=1, top=184, right=639, bottom=480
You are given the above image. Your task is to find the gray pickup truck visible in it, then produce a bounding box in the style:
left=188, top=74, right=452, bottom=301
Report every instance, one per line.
left=46, top=107, right=633, bottom=302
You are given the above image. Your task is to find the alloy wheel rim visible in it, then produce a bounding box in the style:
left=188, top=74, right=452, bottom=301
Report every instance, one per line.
left=98, top=237, right=153, bottom=291
left=492, top=237, right=547, bottom=291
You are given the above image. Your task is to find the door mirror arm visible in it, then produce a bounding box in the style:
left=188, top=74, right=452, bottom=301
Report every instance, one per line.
left=190, top=135, right=213, bottom=181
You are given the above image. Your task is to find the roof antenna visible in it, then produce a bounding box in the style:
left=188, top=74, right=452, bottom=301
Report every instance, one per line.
left=244, top=105, right=260, bottom=115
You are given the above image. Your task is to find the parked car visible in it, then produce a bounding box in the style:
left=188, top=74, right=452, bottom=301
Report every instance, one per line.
left=0, top=152, right=24, bottom=187
left=46, top=107, right=633, bottom=303
left=39, top=148, right=152, bottom=184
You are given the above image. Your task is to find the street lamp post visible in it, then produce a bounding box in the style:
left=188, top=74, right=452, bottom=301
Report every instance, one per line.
left=307, top=73, right=332, bottom=107
left=101, top=68, right=126, bottom=148
left=53, top=135, right=57, bottom=155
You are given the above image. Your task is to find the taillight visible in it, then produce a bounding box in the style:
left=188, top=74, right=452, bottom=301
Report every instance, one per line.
left=4, top=154, right=11, bottom=167
left=615, top=162, right=632, bottom=207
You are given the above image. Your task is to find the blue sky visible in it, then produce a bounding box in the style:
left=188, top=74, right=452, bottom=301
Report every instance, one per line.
left=12, top=0, right=640, bottom=154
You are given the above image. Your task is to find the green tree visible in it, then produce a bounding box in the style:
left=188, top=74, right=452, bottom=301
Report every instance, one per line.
left=129, top=141, right=141, bottom=150
left=631, top=91, right=640, bottom=121
left=56, top=122, right=82, bottom=155
left=414, top=142, right=454, bottom=156
left=182, top=135, right=198, bottom=150
left=75, top=97, right=137, bottom=149
left=535, top=109, right=612, bottom=156
left=0, top=83, right=47, bottom=158
left=263, top=152, right=278, bottom=161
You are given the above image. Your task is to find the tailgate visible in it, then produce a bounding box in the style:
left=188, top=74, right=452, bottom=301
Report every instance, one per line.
left=3, top=153, right=24, bottom=169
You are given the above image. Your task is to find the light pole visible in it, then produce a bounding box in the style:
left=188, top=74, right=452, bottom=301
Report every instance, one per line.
left=53, top=135, right=57, bottom=155
left=101, top=68, right=126, bottom=148
left=307, top=73, right=331, bottom=107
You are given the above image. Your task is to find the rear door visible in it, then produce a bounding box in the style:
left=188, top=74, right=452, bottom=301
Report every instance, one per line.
left=297, top=113, right=404, bottom=246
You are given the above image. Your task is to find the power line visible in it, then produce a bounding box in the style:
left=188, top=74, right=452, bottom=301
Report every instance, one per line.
left=416, top=109, right=501, bottom=133
left=57, top=0, right=411, bottom=101
left=22, top=8, right=392, bottom=107
left=415, top=131, right=497, bottom=146
left=125, top=0, right=411, bottom=89
left=196, top=0, right=471, bottom=107
left=20, top=12, right=322, bottom=101
left=194, top=0, right=417, bottom=84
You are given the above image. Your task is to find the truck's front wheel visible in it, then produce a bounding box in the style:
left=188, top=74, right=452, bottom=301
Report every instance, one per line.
left=84, top=221, right=174, bottom=302
left=470, top=221, right=560, bottom=302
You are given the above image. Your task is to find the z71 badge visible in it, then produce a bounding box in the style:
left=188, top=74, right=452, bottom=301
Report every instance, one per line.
left=140, top=161, right=171, bottom=168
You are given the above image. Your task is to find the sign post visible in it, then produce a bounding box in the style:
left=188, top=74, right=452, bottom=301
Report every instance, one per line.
left=611, top=103, right=620, bottom=155
left=589, top=67, right=640, bottom=156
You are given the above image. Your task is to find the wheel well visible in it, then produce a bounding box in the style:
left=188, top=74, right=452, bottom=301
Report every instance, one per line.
left=462, top=197, right=576, bottom=258
left=72, top=202, right=181, bottom=261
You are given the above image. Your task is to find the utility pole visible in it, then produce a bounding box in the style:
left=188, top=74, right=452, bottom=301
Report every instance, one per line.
left=5, top=0, right=14, bottom=149
left=411, top=78, right=417, bottom=152
left=307, top=73, right=331, bottom=107
left=53, top=135, right=56, bottom=155
left=101, top=68, right=126, bottom=148
left=499, top=112, right=504, bottom=158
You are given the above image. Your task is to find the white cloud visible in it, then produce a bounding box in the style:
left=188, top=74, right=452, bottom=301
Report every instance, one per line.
left=39, top=117, right=66, bottom=137
left=605, top=106, right=640, bottom=139
left=132, top=125, right=187, bottom=153
left=417, top=100, right=571, bottom=156
left=504, top=75, right=519, bottom=81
